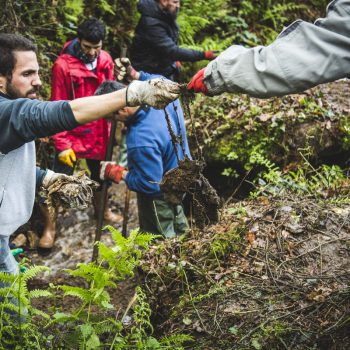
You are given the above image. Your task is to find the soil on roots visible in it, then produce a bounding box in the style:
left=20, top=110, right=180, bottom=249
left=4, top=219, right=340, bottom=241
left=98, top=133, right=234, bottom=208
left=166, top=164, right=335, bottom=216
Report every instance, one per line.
left=160, top=157, right=221, bottom=228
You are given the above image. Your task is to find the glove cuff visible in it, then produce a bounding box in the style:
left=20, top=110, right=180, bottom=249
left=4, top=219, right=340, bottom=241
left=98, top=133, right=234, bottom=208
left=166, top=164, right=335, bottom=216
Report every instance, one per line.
left=42, top=169, right=55, bottom=188
left=125, top=85, right=130, bottom=107
left=100, top=161, right=113, bottom=181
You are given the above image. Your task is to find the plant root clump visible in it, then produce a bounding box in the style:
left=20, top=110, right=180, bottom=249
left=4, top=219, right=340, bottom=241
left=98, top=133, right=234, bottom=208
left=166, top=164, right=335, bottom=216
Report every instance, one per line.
left=40, top=171, right=99, bottom=217
left=160, top=157, right=221, bottom=227
left=141, top=192, right=350, bottom=349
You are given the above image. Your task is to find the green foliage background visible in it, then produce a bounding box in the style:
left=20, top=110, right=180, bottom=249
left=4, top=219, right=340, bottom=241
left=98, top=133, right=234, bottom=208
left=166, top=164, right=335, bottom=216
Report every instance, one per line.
left=0, top=0, right=328, bottom=97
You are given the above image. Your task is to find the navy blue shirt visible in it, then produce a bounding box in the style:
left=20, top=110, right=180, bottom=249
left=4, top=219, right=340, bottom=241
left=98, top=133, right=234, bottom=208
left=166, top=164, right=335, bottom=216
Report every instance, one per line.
left=0, top=93, right=78, bottom=155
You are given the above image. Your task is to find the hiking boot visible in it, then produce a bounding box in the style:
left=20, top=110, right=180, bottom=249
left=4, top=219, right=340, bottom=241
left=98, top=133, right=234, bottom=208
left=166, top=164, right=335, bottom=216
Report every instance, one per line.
left=93, top=191, right=123, bottom=225
left=38, top=205, right=56, bottom=249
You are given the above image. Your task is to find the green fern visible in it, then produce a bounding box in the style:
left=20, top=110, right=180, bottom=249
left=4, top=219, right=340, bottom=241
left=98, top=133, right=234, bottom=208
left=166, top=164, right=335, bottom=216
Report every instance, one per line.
left=249, top=150, right=347, bottom=199
left=0, top=264, right=52, bottom=348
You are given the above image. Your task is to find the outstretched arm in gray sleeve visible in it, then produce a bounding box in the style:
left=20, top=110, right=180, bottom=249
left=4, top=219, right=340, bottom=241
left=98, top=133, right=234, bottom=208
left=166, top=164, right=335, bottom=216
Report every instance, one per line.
left=204, top=0, right=350, bottom=98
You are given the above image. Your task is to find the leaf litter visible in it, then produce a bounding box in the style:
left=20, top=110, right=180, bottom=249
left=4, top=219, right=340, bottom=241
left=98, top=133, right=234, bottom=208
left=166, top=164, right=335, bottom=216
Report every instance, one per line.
left=141, top=191, right=350, bottom=349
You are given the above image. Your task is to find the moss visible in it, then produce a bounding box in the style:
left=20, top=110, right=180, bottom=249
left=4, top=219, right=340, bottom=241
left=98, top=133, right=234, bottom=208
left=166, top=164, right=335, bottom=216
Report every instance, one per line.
left=189, top=89, right=349, bottom=182
left=210, top=228, right=245, bottom=258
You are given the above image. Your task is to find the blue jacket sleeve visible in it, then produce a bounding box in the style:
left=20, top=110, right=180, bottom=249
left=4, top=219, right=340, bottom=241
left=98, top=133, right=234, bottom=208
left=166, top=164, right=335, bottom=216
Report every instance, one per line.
left=125, top=146, right=163, bottom=197
left=0, top=97, right=79, bottom=154
left=139, top=71, right=163, bottom=81
left=36, top=167, right=47, bottom=190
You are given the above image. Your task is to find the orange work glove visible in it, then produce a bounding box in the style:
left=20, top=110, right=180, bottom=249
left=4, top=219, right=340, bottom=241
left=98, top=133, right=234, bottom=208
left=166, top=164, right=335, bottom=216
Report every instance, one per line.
left=204, top=50, right=219, bottom=60
left=187, top=68, right=208, bottom=94
left=100, top=161, right=126, bottom=184
left=58, top=148, right=76, bottom=168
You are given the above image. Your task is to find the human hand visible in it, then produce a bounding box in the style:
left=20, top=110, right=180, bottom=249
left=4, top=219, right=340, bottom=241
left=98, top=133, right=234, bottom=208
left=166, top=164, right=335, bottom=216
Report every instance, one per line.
left=114, top=58, right=139, bottom=83
left=58, top=148, right=76, bottom=167
left=100, top=161, right=126, bottom=184
left=204, top=50, right=219, bottom=60
left=42, top=170, right=70, bottom=189
left=187, top=68, right=208, bottom=94
left=126, top=78, right=180, bottom=109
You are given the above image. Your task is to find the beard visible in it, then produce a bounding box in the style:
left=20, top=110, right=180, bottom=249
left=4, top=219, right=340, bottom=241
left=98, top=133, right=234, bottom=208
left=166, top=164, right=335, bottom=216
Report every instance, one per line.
left=6, top=81, right=39, bottom=99
left=168, top=7, right=179, bottom=19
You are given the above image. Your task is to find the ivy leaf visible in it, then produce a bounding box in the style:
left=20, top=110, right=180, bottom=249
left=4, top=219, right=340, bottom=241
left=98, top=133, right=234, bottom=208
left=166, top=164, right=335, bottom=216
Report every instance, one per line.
left=183, top=317, right=192, bottom=325
left=101, top=300, right=114, bottom=309
left=228, top=326, right=238, bottom=335
left=251, top=338, right=261, bottom=350
left=80, top=323, right=93, bottom=338
left=86, top=333, right=100, bottom=350
left=145, top=336, right=161, bottom=348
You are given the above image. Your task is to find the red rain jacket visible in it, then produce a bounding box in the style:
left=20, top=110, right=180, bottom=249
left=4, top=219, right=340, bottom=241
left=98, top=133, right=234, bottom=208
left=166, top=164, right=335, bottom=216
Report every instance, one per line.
left=51, top=40, right=114, bottom=160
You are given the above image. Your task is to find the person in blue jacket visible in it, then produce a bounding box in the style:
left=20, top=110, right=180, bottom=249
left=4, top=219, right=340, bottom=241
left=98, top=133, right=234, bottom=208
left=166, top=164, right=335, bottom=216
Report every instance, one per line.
left=100, top=71, right=191, bottom=237
left=0, top=33, right=180, bottom=282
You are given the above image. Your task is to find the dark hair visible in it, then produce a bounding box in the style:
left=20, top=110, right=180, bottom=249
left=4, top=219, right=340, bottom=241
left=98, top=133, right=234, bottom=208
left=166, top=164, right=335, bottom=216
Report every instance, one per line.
left=77, top=17, right=106, bottom=43
left=94, top=80, right=125, bottom=96
left=0, top=34, right=37, bottom=78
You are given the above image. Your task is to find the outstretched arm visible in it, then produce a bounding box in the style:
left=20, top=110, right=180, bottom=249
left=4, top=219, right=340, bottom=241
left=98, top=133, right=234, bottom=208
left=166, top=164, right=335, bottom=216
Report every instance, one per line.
left=0, top=79, right=180, bottom=154
left=190, top=0, right=350, bottom=98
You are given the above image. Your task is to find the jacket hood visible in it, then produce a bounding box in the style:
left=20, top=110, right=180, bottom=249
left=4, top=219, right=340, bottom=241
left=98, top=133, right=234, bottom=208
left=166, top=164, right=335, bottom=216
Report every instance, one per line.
left=137, top=0, right=173, bottom=21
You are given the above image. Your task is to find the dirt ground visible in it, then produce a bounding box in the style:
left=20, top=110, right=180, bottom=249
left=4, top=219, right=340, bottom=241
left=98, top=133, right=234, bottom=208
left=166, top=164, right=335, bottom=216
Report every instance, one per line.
left=23, top=181, right=139, bottom=273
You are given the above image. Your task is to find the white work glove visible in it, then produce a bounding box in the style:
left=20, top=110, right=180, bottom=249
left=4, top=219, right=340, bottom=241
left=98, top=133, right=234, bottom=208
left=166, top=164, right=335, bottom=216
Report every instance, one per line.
left=114, top=58, right=138, bottom=83
left=126, top=78, right=180, bottom=109
left=42, top=170, right=70, bottom=189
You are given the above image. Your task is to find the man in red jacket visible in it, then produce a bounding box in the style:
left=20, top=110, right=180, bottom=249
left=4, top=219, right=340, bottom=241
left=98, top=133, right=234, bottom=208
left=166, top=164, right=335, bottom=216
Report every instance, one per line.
left=41, top=18, right=118, bottom=249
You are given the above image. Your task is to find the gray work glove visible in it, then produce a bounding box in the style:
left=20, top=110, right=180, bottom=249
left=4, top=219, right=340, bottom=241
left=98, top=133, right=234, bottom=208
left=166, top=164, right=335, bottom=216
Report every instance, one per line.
left=126, top=78, right=180, bottom=109
left=42, top=169, right=70, bottom=189
left=114, top=58, right=138, bottom=83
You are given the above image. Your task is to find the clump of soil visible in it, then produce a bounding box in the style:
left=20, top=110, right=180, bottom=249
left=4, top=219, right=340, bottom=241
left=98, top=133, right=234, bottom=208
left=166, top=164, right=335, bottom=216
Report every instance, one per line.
left=160, top=157, right=221, bottom=227
left=40, top=171, right=99, bottom=217
left=141, top=191, right=350, bottom=349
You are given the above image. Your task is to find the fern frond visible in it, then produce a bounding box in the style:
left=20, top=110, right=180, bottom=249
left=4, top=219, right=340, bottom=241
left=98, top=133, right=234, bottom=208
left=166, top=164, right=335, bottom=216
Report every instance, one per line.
left=0, top=272, right=17, bottom=283
left=22, top=265, right=50, bottom=282
left=94, top=320, right=119, bottom=335
left=0, top=301, right=20, bottom=314
left=28, top=289, right=52, bottom=299
left=30, top=307, right=50, bottom=319
left=60, top=286, right=92, bottom=302
left=160, top=333, right=193, bottom=346
left=46, top=311, right=78, bottom=326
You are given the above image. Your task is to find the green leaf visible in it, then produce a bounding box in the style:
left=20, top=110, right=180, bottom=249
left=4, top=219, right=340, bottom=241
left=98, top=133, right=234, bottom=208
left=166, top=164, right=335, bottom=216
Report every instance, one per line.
left=228, top=326, right=238, bottom=335
left=182, top=317, right=192, bottom=325
left=86, top=333, right=100, bottom=350
left=52, top=312, right=77, bottom=323
left=101, top=300, right=114, bottom=309
left=251, top=338, right=261, bottom=350
left=80, top=323, right=93, bottom=338
left=145, top=336, right=161, bottom=348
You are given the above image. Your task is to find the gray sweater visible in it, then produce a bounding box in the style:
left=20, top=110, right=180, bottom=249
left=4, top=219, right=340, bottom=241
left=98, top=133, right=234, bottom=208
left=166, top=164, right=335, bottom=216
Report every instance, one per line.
left=204, top=0, right=350, bottom=97
left=0, top=94, right=78, bottom=236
